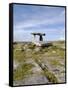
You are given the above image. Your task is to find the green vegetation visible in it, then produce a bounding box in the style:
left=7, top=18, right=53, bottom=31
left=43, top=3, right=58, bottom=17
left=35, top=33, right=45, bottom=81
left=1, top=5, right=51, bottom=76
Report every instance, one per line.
left=43, top=68, right=58, bottom=83
left=34, top=59, right=58, bottom=83
left=28, top=43, right=36, bottom=49
left=50, top=60, right=64, bottom=67
left=13, top=41, right=65, bottom=85
left=13, top=63, right=34, bottom=81
left=13, top=49, right=26, bottom=63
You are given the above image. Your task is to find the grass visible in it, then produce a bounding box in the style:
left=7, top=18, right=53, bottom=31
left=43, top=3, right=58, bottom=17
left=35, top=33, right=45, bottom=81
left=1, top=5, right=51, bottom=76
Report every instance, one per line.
left=13, top=41, right=65, bottom=84
left=28, top=43, right=36, bottom=49
left=45, top=45, right=65, bottom=58
left=50, top=60, right=64, bottom=67
left=13, top=63, right=34, bottom=81
left=13, top=49, right=26, bottom=63
left=34, top=59, right=59, bottom=83
left=43, top=69, right=58, bottom=83
left=13, top=42, right=65, bottom=62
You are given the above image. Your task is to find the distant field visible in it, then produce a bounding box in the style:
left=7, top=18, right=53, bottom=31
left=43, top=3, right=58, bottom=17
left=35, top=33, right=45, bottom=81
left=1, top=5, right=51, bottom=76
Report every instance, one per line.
left=13, top=41, right=66, bottom=86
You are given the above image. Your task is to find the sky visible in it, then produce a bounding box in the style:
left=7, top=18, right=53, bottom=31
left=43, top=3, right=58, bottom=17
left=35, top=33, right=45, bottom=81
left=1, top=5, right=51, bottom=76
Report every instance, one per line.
left=13, top=4, right=65, bottom=42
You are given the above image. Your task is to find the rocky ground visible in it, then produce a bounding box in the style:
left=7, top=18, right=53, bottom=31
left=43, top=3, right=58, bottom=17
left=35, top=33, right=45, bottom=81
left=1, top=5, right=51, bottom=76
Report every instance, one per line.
left=13, top=41, right=66, bottom=86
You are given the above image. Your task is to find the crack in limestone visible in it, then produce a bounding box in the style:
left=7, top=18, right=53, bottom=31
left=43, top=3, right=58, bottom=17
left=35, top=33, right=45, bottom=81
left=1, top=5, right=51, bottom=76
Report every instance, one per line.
left=35, top=59, right=59, bottom=83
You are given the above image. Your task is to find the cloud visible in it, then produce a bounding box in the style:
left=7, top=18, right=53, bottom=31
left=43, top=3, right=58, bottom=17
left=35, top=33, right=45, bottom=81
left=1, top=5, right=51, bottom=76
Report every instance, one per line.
left=14, top=10, right=65, bottom=31
left=13, top=5, right=65, bottom=41
left=14, top=27, right=65, bottom=41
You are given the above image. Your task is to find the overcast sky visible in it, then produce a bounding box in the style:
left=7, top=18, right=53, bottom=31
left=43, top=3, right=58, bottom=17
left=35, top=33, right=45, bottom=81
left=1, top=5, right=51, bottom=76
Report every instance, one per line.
left=13, top=4, right=65, bottom=42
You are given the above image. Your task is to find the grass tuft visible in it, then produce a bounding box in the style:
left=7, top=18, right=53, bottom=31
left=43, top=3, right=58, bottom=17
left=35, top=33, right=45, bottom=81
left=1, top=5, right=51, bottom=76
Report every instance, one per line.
left=13, top=63, right=34, bottom=81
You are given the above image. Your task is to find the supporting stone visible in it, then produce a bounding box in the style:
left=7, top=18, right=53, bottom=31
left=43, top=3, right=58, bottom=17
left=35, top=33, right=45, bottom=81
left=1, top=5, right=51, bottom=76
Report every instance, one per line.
left=31, top=33, right=46, bottom=46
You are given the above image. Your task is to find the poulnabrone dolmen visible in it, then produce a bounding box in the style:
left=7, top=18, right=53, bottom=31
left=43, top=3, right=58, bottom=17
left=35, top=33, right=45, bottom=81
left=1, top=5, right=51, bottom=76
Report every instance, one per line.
left=31, top=33, right=46, bottom=46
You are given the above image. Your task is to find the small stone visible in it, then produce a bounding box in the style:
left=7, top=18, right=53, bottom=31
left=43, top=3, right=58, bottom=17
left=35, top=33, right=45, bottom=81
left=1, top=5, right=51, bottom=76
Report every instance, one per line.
left=34, top=47, right=41, bottom=52
left=52, top=51, right=56, bottom=53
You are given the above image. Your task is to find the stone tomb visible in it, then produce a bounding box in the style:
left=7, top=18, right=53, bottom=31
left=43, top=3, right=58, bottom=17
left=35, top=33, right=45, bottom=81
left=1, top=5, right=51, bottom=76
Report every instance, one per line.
left=31, top=33, right=46, bottom=46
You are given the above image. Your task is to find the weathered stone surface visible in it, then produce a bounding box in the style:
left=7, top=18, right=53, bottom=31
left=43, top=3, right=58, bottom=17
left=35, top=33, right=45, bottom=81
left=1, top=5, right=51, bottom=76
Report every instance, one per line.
left=13, top=41, right=66, bottom=86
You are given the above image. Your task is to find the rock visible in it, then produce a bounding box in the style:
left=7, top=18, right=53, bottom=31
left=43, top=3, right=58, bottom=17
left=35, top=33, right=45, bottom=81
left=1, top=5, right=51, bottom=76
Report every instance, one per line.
left=52, top=51, right=56, bottom=53
left=34, top=47, right=41, bottom=52
left=13, top=60, right=19, bottom=70
left=23, top=44, right=28, bottom=50
left=13, top=74, right=48, bottom=86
